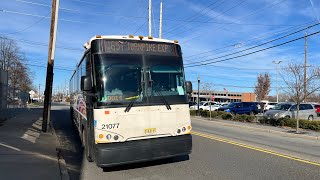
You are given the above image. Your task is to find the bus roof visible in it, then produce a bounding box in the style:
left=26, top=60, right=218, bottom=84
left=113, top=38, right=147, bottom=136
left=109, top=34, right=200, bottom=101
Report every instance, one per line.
left=84, top=35, right=179, bottom=49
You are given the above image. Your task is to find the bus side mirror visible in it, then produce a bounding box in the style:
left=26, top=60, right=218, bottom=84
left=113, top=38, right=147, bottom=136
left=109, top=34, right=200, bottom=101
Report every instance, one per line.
left=81, top=76, right=92, bottom=91
left=186, top=81, right=192, bottom=94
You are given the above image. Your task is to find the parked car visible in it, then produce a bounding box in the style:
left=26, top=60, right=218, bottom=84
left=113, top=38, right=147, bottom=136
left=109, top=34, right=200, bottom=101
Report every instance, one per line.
left=313, top=104, right=320, bottom=117
left=190, top=101, right=207, bottom=110
left=218, top=102, right=259, bottom=115
left=203, top=103, right=221, bottom=111
left=263, top=103, right=293, bottom=120
left=264, top=103, right=317, bottom=120
left=265, top=102, right=277, bottom=110
left=198, top=101, right=216, bottom=110
left=189, top=101, right=197, bottom=107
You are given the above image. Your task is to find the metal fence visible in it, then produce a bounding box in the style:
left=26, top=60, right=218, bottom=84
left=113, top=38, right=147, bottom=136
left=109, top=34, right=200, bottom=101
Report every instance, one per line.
left=0, top=68, right=8, bottom=112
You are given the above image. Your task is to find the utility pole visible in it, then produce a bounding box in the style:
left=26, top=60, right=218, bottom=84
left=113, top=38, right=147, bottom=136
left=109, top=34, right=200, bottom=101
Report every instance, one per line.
left=148, top=0, right=152, bottom=36
left=42, top=0, right=60, bottom=132
left=272, top=61, right=282, bottom=103
left=197, top=75, right=200, bottom=116
left=159, top=0, right=163, bottom=38
left=38, top=84, right=40, bottom=101
left=304, top=31, right=308, bottom=102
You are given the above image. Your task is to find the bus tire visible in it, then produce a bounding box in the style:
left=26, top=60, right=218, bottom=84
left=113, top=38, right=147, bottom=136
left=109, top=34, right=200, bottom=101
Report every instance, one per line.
left=83, top=128, right=93, bottom=162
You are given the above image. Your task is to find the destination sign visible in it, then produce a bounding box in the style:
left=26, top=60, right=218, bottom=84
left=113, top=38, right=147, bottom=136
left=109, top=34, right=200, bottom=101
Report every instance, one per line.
left=96, top=40, right=179, bottom=56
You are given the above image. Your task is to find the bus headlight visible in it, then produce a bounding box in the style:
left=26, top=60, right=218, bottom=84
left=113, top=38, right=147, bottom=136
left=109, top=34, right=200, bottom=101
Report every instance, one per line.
left=114, top=135, right=119, bottom=140
left=175, top=124, right=191, bottom=135
left=106, top=134, right=112, bottom=140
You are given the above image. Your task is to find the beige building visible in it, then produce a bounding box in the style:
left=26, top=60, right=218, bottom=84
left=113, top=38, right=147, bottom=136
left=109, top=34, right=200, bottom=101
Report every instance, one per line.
left=191, top=90, right=256, bottom=103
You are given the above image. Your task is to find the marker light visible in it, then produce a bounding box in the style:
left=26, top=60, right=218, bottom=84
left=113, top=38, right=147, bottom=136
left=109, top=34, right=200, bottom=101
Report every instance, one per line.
left=177, top=129, right=181, bottom=134
left=138, top=35, right=144, bottom=40
left=182, top=127, right=186, bottom=132
left=99, top=134, right=104, bottom=139
left=128, top=35, right=134, bottom=38
left=96, top=35, right=102, bottom=38
left=174, top=40, right=179, bottom=44
left=148, top=36, right=153, bottom=39
left=187, top=125, right=191, bottom=130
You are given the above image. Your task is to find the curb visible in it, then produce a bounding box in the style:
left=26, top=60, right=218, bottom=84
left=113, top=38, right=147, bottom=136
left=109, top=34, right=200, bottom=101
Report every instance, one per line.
left=192, top=117, right=319, bottom=140
left=50, top=121, right=70, bottom=180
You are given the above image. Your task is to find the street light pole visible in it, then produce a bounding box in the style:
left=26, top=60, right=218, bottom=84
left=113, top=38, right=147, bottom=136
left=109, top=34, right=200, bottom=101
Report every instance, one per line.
left=197, top=75, right=200, bottom=116
left=272, top=61, right=282, bottom=103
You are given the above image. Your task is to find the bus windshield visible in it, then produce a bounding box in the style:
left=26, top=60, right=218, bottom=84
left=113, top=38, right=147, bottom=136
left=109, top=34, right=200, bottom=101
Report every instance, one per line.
left=94, top=54, right=143, bottom=106
left=94, top=54, right=187, bottom=107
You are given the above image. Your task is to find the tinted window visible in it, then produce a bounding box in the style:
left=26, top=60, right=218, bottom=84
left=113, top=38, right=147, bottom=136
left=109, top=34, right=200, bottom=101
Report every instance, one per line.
left=305, top=104, right=313, bottom=110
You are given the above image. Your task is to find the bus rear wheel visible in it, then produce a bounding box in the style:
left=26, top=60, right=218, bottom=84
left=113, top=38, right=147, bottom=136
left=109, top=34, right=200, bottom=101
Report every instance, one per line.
left=70, top=107, right=75, bottom=129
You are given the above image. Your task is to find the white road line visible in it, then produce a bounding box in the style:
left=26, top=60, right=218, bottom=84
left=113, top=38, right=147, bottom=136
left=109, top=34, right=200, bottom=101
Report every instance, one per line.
left=21, top=134, right=36, bottom=143
left=0, top=142, right=21, bottom=151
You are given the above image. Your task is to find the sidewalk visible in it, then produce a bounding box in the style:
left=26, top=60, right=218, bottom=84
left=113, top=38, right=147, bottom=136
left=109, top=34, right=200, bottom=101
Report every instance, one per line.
left=192, top=116, right=320, bottom=140
left=0, top=107, right=67, bottom=180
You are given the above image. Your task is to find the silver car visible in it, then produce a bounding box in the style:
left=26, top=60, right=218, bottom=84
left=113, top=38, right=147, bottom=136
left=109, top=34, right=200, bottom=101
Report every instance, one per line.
left=264, top=103, right=317, bottom=120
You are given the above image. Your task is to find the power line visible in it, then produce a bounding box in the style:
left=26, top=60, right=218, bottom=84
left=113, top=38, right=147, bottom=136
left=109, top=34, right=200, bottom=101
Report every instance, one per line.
left=0, top=36, right=83, bottom=52
left=183, top=20, right=315, bottom=60
left=185, top=30, right=320, bottom=68
left=2, top=12, right=50, bottom=35
left=184, top=18, right=309, bottom=65
left=185, top=22, right=320, bottom=65
left=69, top=0, right=109, bottom=6
left=164, top=0, right=226, bottom=35
left=166, top=0, right=247, bottom=38
left=182, top=0, right=288, bottom=44
left=24, top=63, right=74, bottom=71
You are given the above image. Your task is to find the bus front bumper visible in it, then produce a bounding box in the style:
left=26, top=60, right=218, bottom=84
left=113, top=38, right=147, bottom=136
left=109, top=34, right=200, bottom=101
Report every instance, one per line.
left=95, top=134, right=192, bottom=167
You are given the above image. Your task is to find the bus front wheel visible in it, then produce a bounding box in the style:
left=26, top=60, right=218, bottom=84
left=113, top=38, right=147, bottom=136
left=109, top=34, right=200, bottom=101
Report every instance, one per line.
left=82, top=128, right=93, bottom=162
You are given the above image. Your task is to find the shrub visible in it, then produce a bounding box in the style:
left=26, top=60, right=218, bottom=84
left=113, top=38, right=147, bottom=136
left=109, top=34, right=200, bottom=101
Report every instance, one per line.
left=233, top=114, right=241, bottom=121
left=258, top=117, right=267, bottom=124
left=190, top=110, right=197, bottom=116
left=283, top=118, right=296, bottom=128
left=246, top=115, right=255, bottom=122
left=210, top=111, right=218, bottom=118
left=199, top=110, right=209, bottom=117
left=232, top=114, right=254, bottom=122
left=222, top=113, right=233, bottom=120
left=217, top=111, right=227, bottom=116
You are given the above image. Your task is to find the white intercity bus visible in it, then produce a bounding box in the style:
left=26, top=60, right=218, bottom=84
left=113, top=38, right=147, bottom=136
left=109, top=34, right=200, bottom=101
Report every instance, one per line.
left=70, top=35, right=193, bottom=167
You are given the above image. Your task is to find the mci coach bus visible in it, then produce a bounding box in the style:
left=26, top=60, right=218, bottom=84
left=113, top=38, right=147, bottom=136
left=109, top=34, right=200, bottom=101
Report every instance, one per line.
left=70, top=35, right=192, bottom=167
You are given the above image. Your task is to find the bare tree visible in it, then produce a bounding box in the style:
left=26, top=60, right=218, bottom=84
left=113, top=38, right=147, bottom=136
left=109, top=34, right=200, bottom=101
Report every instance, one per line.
left=0, top=36, right=32, bottom=99
left=201, top=82, right=214, bottom=101
left=254, top=73, right=271, bottom=101
left=0, top=36, right=20, bottom=70
left=281, top=62, right=320, bottom=132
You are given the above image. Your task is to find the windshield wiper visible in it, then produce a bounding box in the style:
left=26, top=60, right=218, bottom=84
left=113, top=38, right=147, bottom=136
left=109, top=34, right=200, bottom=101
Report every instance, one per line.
left=124, top=96, right=139, bottom=112
left=155, top=89, right=171, bottom=110
left=125, top=70, right=144, bottom=113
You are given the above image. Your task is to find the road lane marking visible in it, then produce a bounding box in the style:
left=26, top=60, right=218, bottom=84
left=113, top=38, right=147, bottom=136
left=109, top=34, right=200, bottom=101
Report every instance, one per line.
left=21, top=118, right=41, bottom=143
left=0, top=142, right=21, bottom=151
left=192, top=131, right=320, bottom=167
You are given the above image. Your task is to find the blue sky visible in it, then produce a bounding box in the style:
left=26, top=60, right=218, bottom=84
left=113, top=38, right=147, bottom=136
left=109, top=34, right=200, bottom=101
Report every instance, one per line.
left=1, top=0, right=320, bottom=95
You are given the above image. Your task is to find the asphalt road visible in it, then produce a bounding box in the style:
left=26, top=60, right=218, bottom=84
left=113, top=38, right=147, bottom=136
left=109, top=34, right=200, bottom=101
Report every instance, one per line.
left=52, top=105, right=320, bottom=180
